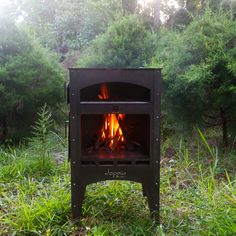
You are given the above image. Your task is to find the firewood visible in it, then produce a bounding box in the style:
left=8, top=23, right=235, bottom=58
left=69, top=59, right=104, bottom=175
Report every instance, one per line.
left=116, top=115, right=133, bottom=150
left=95, top=133, right=102, bottom=150
left=110, top=129, right=121, bottom=152
left=131, top=141, right=142, bottom=148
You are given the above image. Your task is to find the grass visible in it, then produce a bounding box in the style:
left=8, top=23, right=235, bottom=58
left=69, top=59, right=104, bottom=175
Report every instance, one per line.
left=1, top=129, right=236, bottom=235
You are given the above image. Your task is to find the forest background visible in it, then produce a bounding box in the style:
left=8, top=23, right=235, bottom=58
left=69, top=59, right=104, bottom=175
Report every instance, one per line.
left=1, top=0, right=236, bottom=235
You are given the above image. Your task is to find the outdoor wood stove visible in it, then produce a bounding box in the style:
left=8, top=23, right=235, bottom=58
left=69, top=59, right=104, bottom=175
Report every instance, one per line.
left=68, top=68, right=161, bottom=221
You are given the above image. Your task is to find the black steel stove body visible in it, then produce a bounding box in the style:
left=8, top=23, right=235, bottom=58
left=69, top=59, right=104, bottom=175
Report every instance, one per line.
left=68, top=68, right=161, bottom=221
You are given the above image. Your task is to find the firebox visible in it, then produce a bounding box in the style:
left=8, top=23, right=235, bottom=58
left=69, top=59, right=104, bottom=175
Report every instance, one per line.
left=68, top=68, right=161, bottom=221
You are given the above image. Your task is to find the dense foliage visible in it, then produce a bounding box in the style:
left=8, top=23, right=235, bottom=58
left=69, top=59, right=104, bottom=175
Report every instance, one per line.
left=78, top=15, right=156, bottom=68
left=0, top=16, right=64, bottom=141
left=12, top=0, right=123, bottom=52
left=151, top=10, right=236, bottom=146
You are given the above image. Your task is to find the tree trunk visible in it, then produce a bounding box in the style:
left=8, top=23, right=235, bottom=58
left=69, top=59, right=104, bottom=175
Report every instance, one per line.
left=153, top=0, right=161, bottom=29
left=201, top=0, right=205, bottom=8
left=186, top=0, right=198, bottom=14
left=220, top=107, right=228, bottom=149
left=201, top=0, right=205, bottom=13
left=1, top=116, right=8, bottom=142
left=122, top=0, right=137, bottom=14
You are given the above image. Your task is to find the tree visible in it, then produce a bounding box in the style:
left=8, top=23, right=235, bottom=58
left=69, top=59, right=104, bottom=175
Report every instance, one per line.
left=78, top=15, right=156, bottom=68
left=122, top=0, right=138, bottom=13
left=0, top=16, right=64, bottom=142
left=166, top=0, right=206, bottom=30
left=151, top=10, right=236, bottom=147
left=166, top=8, right=192, bottom=30
left=78, top=0, right=123, bottom=47
left=153, top=0, right=161, bottom=28
left=14, top=0, right=123, bottom=53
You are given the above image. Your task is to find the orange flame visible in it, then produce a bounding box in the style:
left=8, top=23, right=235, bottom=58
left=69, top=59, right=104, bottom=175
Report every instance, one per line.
left=98, top=84, right=125, bottom=149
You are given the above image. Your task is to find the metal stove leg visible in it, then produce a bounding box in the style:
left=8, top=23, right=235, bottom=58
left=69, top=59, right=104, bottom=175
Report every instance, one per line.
left=147, top=183, right=159, bottom=223
left=72, top=183, right=86, bottom=220
left=143, top=180, right=159, bottom=223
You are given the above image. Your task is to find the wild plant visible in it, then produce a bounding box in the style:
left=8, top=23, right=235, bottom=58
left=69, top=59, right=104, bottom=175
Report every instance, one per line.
left=30, top=104, right=54, bottom=171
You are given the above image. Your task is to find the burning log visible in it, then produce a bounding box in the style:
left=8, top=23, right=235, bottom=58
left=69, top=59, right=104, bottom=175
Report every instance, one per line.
left=116, top=114, right=133, bottom=151
left=110, top=128, right=121, bottom=152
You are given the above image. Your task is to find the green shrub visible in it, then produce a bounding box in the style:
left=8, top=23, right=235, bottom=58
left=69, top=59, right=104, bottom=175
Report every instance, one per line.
left=0, top=16, right=64, bottom=142
left=151, top=10, right=236, bottom=146
left=78, top=15, right=156, bottom=68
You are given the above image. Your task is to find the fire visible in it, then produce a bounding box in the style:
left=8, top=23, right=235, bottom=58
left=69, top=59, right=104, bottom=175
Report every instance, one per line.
left=98, top=84, right=125, bottom=150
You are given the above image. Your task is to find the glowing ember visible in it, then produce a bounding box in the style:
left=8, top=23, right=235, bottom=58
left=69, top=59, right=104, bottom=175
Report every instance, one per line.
left=98, top=84, right=125, bottom=150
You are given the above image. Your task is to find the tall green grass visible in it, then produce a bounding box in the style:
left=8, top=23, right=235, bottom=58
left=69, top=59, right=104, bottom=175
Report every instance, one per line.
left=1, top=127, right=236, bottom=235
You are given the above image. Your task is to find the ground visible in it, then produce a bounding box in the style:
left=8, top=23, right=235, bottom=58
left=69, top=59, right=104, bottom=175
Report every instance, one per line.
left=1, top=131, right=236, bottom=235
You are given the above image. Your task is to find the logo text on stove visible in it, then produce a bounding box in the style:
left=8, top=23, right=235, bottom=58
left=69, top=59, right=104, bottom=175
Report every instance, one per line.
left=105, top=169, right=126, bottom=178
